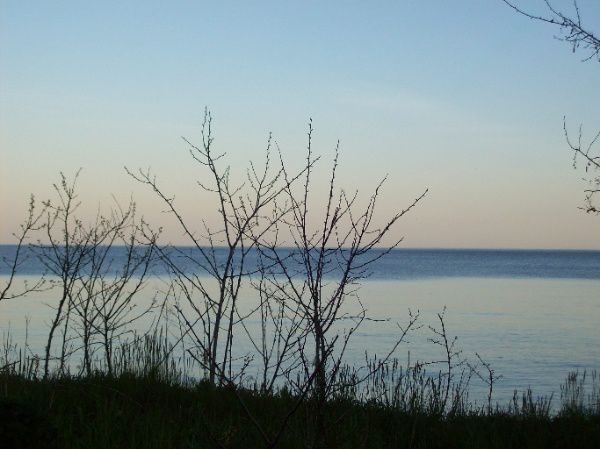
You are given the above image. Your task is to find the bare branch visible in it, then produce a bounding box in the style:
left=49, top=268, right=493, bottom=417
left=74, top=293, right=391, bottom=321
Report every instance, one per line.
left=501, top=0, right=600, bottom=62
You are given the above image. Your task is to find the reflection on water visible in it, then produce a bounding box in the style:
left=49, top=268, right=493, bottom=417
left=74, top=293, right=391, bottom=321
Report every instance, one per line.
left=1, top=275, right=599, bottom=406
left=354, top=278, right=600, bottom=404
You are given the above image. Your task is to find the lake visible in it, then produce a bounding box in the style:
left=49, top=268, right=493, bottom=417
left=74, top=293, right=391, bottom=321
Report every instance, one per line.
left=1, top=246, right=599, bottom=407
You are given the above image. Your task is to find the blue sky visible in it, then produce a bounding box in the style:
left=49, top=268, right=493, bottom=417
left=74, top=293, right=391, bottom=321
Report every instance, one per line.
left=1, top=0, right=599, bottom=248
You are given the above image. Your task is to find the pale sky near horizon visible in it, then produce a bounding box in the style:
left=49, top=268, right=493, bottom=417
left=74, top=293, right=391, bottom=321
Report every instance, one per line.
left=1, top=0, right=599, bottom=249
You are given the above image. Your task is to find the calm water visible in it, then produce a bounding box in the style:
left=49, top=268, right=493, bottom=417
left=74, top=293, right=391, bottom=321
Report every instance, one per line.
left=4, top=246, right=600, bottom=279
left=1, top=246, right=599, bottom=406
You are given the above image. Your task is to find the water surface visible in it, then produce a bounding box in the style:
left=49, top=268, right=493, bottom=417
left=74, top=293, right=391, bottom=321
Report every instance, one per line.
left=1, top=247, right=599, bottom=406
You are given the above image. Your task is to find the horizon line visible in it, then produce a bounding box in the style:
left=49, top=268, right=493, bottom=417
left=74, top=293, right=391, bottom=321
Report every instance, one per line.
left=1, top=243, right=599, bottom=252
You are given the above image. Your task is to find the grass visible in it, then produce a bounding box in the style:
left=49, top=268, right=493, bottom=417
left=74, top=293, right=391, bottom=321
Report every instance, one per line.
left=1, top=371, right=600, bottom=449
left=1, top=336, right=599, bottom=449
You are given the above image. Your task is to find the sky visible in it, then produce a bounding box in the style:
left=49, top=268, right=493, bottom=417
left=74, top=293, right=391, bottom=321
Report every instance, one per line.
left=1, top=0, right=599, bottom=249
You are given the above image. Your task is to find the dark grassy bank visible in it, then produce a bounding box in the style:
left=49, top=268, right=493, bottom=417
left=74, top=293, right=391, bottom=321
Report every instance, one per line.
left=1, top=370, right=599, bottom=449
